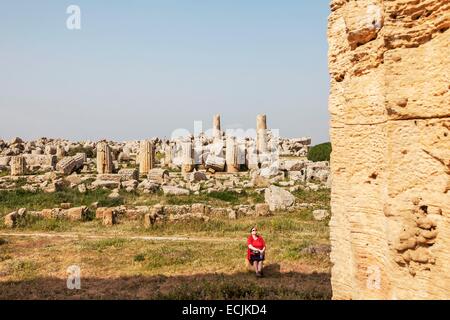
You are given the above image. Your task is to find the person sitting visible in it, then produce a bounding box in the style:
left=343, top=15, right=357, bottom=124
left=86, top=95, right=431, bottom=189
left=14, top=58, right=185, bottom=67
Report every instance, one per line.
left=246, top=226, right=266, bottom=278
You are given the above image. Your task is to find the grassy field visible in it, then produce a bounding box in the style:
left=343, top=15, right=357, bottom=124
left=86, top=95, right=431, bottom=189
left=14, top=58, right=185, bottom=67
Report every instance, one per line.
left=0, top=187, right=331, bottom=300
left=0, top=188, right=270, bottom=216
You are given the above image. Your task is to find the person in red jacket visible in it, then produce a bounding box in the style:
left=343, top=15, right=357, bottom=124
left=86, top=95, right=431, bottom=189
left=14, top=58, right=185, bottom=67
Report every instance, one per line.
left=247, top=226, right=266, bottom=277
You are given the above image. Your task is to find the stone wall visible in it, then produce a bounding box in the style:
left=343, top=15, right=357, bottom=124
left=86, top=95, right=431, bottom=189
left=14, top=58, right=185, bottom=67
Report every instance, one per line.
left=328, top=0, right=449, bottom=299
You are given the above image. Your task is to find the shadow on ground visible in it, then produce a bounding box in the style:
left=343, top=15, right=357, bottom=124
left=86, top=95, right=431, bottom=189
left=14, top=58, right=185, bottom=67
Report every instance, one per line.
left=0, top=264, right=331, bottom=300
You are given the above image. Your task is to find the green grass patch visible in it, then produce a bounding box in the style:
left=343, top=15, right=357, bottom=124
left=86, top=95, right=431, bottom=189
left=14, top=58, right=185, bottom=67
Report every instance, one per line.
left=164, top=190, right=248, bottom=206
left=134, top=253, right=145, bottom=262
left=15, top=178, right=28, bottom=187
left=155, top=152, right=165, bottom=161
left=292, top=188, right=330, bottom=207
left=67, top=146, right=94, bottom=158
left=207, top=191, right=241, bottom=203
left=0, top=171, right=9, bottom=177
left=81, top=238, right=129, bottom=251
left=14, top=216, right=73, bottom=232
left=144, top=247, right=197, bottom=269
left=7, top=260, right=39, bottom=279
left=0, top=188, right=118, bottom=215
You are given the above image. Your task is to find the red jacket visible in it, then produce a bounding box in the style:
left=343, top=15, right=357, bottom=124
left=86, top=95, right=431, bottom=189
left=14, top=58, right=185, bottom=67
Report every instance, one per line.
left=247, top=235, right=266, bottom=260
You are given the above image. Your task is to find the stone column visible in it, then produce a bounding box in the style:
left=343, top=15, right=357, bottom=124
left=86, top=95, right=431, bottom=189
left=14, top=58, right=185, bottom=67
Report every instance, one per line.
left=193, top=138, right=204, bottom=167
left=96, top=142, right=113, bottom=174
left=225, top=136, right=239, bottom=173
left=256, top=114, right=268, bottom=156
left=181, top=141, right=194, bottom=173
left=213, top=114, right=221, bottom=140
left=10, top=156, right=25, bottom=176
left=139, top=140, right=155, bottom=176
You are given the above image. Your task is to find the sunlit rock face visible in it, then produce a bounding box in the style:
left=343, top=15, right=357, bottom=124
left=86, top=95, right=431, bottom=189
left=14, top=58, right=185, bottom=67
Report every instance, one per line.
left=328, top=0, right=450, bottom=299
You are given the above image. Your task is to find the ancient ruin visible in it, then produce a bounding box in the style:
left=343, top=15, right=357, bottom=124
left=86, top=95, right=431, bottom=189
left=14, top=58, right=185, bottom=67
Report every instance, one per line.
left=96, top=141, right=113, bottom=174
left=139, top=140, right=155, bottom=176
left=10, top=156, right=25, bottom=176
left=0, top=114, right=329, bottom=227
left=328, top=0, right=449, bottom=299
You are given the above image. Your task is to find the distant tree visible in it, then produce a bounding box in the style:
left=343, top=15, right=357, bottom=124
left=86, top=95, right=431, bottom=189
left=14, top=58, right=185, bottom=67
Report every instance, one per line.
left=307, top=142, right=331, bottom=162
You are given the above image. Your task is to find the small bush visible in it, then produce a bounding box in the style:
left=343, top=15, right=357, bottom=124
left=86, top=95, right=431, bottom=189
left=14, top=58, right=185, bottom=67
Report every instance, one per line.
left=155, top=152, right=165, bottom=161
left=82, top=238, right=128, bottom=251
left=14, top=215, right=72, bottom=231
left=97, top=197, right=124, bottom=207
left=134, top=254, right=145, bottom=262
left=307, top=142, right=331, bottom=162
left=67, top=146, right=94, bottom=158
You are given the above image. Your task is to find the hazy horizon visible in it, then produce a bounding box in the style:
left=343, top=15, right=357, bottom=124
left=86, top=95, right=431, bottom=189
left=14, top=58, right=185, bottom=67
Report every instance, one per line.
left=1, top=1, right=331, bottom=145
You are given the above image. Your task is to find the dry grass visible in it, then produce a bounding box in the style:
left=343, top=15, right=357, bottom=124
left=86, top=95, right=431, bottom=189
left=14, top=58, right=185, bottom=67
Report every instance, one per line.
left=0, top=187, right=331, bottom=299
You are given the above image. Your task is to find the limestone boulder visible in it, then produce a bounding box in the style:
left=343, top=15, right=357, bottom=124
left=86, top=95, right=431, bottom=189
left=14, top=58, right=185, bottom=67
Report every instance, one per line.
left=4, top=211, right=18, bottom=228
left=264, top=185, right=295, bottom=211
left=67, top=206, right=88, bottom=221
left=312, top=209, right=330, bottom=221
left=255, top=203, right=270, bottom=216
left=138, top=179, right=160, bottom=193
left=102, top=209, right=117, bottom=226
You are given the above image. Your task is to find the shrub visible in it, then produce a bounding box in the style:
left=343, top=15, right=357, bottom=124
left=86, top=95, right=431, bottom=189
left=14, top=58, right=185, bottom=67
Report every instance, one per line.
left=155, top=152, right=165, bottom=161
left=207, top=191, right=243, bottom=203
left=134, top=254, right=145, bottom=262
left=67, top=146, right=94, bottom=158
left=307, top=142, right=331, bottom=162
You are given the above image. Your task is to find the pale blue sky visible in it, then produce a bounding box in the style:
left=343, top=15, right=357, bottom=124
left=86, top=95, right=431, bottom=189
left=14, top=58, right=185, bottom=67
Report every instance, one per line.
left=0, top=1, right=331, bottom=144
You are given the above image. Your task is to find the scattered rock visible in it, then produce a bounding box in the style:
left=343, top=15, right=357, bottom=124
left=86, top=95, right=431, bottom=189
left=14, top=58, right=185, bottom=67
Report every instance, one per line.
left=102, top=209, right=117, bottom=226
left=78, top=183, right=87, bottom=193
left=60, top=203, right=72, bottom=210
left=191, top=171, right=208, bottom=182
left=4, top=211, right=18, bottom=228
left=67, top=206, right=88, bottom=221
left=138, top=179, right=160, bottom=193
left=228, top=209, right=237, bottom=220
left=162, top=186, right=189, bottom=196
left=301, top=244, right=331, bottom=255
left=255, top=203, right=271, bottom=216
left=313, top=209, right=330, bottom=221
left=264, top=185, right=295, bottom=211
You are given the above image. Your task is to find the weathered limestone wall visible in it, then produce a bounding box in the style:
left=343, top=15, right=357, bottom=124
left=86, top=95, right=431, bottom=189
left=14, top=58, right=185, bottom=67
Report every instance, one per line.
left=328, top=0, right=449, bottom=299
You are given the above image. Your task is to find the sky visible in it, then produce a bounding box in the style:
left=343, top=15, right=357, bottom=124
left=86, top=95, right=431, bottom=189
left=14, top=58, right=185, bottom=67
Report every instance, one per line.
left=0, top=1, right=331, bottom=144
